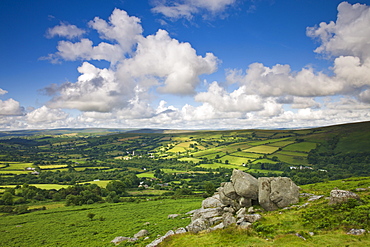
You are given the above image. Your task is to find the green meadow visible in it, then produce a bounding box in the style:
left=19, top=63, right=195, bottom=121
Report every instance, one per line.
left=0, top=197, right=203, bottom=247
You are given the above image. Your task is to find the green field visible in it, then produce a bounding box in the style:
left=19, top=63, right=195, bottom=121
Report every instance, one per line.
left=273, top=153, right=308, bottom=165
left=276, top=150, right=308, bottom=157
left=283, top=142, right=317, bottom=152
left=39, top=164, right=68, bottom=169
left=0, top=184, right=70, bottom=190
left=78, top=180, right=111, bottom=188
left=219, top=155, right=250, bottom=165
left=251, top=158, right=277, bottom=164
left=137, top=172, right=155, bottom=178
left=0, top=198, right=203, bottom=247
left=243, top=145, right=280, bottom=154
left=269, top=140, right=296, bottom=147
left=196, top=163, right=243, bottom=169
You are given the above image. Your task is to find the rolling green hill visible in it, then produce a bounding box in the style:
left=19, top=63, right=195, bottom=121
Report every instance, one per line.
left=0, top=121, right=370, bottom=187
left=0, top=121, right=370, bottom=246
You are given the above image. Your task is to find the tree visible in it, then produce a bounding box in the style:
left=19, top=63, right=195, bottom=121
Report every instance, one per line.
left=106, top=180, right=126, bottom=196
left=87, top=213, right=96, bottom=221
left=1, top=192, right=13, bottom=205
left=204, top=182, right=215, bottom=197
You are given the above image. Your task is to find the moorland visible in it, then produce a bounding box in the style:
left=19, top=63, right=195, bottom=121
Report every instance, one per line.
left=1, top=121, right=370, bottom=246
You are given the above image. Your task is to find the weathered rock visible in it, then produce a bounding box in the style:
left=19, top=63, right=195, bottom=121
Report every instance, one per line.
left=185, top=209, right=199, bottom=215
left=128, top=237, right=138, bottom=242
left=243, top=214, right=262, bottom=223
left=202, top=194, right=223, bottom=209
left=329, top=190, right=360, bottom=205
left=295, top=233, right=306, bottom=240
left=308, top=195, right=324, bottom=201
left=209, top=216, right=223, bottom=226
left=210, top=222, right=224, bottom=231
left=355, top=188, right=367, bottom=192
left=270, top=177, right=300, bottom=208
left=347, top=229, right=366, bottom=235
left=218, top=187, right=233, bottom=205
left=238, top=197, right=252, bottom=207
left=231, top=169, right=258, bottom=200
left=223, top=207, right=236, bottom=213
left=258, top=177, right=299, bottom=211
left=238, top=221, right=252, bottom=229
left=222, top=212, right=236, bottom=227
left=146, top=230, right=174, bottom=247
left=247, top=206, right=255, bottom=213
left=168, top=214, right=180, bottom=219
left=223, top=182, right=239, bottom=200
left=236, top=207, right=247, bottom=219
left=192, top=207, right=223, bottom=221
left=258, top=177, right=278, bottom=211
left=134, top=229, right=149, bottom=238
left=111, top=237, right=131, bottom=245
left=186, top=217, right=210, bottom=233
left=175, top=227, right=187, bottom=234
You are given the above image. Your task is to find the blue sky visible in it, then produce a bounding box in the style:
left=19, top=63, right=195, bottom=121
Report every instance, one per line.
left=1, top=0, right=370, bottom=130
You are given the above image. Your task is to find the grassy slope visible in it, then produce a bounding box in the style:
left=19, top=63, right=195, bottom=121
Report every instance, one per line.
left=0, top=198, right=203, bottom=247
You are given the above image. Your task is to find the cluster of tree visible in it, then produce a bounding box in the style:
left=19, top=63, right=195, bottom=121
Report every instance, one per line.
left=0, top=173, right=140, bottom=209
left=0, top=168, right=140, bottom=186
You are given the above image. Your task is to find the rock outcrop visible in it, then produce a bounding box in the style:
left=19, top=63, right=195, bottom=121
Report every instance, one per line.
left=184, top=169, right=300, bottom=233
left=329, top=189, right=360, bottom=205
left=258, top=177, right=300, bottom=211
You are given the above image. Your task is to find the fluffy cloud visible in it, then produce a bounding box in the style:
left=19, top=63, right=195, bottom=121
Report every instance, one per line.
left=151, top=0, right=236, bottom=20
left=88, top=8, right=143, bottom=54
left=307, top=2, right=370, bottom=60
left=120, top=29, right=218, bottom=95
left=0, top=88, right=8, bottom=95
left=26, top=106, right=68, bottom=124
left=276, top=96, right=320, bottom=109
left=226, top=63, right=339, bottom=97
left=51, top=39, right=123, bottom=64
left=28, top=2, right=370, bottom=131
left=44, top=9, right=218, bottom=113
left=223, top=1, right=370, bottom=113
left=46, top=62, right=122, bottom=112
left=195, top=81, right=263, bottom=112
left=46, top=22, right=86, bottom=39
left=0, top=98, right=24, bottom=116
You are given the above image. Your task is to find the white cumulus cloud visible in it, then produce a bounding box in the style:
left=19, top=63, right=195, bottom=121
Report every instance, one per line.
left=44, top=9, right=218, bottom=114
left=151, top=0, right=236, bottom=20
left=46, top=22, right=86, bottom=39
left=26, top=106, right=68, bottom=124
left=0, top=98, right=24, bottom=116
left=0, top=88, right=8, bottom=95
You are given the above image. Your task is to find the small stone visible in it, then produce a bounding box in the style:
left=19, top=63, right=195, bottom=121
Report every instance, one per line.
left=222, top=212, right=236, bottom=227
left=210, top=222, right=224, bottom=231
left=134, top=229, right=149, bottom=238
left=247, top=206, right=255, bottom=213
left=244, top=214, right=262, bottom=223
left=175, top=227, right=187, bottom=234
left=308, top=195, right=324, bottom=201
left=168, top=214, right=180, bottom=219
left=347, top=229, right=366, bottom=235
left=355, top=188, right=367, bottom=192
left=295, top=233, right=306, bottom=240
left=110, top=237, right=130, bottom=245
left=238, top=221, right=252, bottom=230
